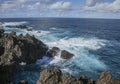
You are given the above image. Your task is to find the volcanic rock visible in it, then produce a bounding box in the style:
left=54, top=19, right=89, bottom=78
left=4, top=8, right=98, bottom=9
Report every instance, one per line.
left=0, top=29, right=48, bottom=83
left=37, top=68, right=120, bottom=84
left=37, top=68, right=62, bottom=84
left=47, top=47, right=60, bottom=57
left=61, top=50, right=74, bottom=59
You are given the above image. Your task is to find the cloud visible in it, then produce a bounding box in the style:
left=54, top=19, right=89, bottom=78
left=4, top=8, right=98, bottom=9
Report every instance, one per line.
left=84, top=0, right=120, bottom=13
left=50, top=1, right=71, bottom=10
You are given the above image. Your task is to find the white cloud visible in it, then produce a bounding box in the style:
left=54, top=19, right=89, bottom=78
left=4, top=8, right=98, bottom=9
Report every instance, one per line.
left=50, top=1, right=71, bottom=10
left=1, top=3, right=16, bottom=10
left=84, top=0, right=120, bottom=13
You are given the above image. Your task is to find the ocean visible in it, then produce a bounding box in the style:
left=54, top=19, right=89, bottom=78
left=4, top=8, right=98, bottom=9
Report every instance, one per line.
left=0, top=18, right=120, bottom=84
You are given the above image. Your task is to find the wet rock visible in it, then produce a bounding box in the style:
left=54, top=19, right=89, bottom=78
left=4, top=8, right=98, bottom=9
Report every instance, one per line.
left=61, top=50, right=74, bottom=59
left=6, top=25, right=28, bottom=29
left=0, top=30, right=48, bottom=83
left=47, top=47, right=60, bottom=57
left=0, top=28, right=4, bottom=38
left=27, top=28, right=32, bottom=31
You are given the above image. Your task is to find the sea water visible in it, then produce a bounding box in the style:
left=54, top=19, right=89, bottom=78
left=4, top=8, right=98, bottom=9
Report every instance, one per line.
left=0, top=18, right=120, bottom=84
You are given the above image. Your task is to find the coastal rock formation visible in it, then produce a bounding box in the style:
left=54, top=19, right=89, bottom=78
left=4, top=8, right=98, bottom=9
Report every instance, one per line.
left=6, top=25, right=28, bottom=29
left=0, top=28, right=48, bottom=83
left=37, top=68, right=93, bottom=84
left=47, top=47, right=74, bottom=59
left=47, top=47, right=60, bottom=57
left=37, top=68, right=120, bottom=84
left=61, top=50, right=74, bottom=59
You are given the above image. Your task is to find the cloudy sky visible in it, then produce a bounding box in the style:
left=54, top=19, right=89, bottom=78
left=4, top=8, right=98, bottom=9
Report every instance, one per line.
left=0, top=0, right=120, bottom=18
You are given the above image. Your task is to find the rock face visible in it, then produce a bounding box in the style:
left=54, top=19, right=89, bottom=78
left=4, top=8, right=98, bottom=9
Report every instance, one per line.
left=61, top=50, right=74, bottom=59
left=37, top=68, right=120, bottom=84
left=0, top=29, right=48, bottom=83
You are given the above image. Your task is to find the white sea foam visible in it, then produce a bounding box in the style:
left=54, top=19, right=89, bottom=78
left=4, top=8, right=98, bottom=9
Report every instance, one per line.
left=2, top=21, right=27, bottom=26
left=44, top=37, right=108, bottom=73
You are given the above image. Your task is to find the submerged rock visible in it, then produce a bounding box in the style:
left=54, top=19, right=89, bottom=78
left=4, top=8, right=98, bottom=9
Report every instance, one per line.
left=61, top=50, right=74, bottom=59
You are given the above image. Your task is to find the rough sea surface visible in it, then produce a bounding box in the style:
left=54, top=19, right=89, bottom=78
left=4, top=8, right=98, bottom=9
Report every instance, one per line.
left=0, top=18, right=120, bottom=84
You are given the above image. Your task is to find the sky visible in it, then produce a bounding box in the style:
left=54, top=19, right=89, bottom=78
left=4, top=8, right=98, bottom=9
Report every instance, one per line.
left=0, top=0, right=120, bottom=19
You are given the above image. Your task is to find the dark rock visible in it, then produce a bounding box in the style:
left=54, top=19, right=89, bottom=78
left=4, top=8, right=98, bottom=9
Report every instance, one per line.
left=6, top=25, right=28, bottom=29
left=37, top=31, right=41, bottom=33
left=0, top=28, right=4, bottom=38
left=27, top=28, right=32, bottom=31
left=0, top=30, right=48, bottom=83
left=79, top=75, right=95, bottom=84
left=47, top=47, right=60, bottom=57
left=18, top=80, right=28, bottom=84
left=61, top=50, right=74, bottom=59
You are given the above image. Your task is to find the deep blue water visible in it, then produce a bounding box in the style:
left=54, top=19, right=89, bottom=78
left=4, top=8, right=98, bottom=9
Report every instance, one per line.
left=0, top=18, right=120, bottom=84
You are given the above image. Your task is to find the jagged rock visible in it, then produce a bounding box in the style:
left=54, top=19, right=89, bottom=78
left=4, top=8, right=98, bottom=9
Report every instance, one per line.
left=96, top=71, right=112, bottom=84
left=79, top=75, right=95, bottom=84
left=96, top=71, right=120, bottom=84
left=37, top=68, right=62, bottom=84
left=60, top=73, right=82, bottom=84
left=61, top=50, right=74, bottom=59
left=47, top=47, right=60, bottom=57
left=0, top=30, right=48, bottom=83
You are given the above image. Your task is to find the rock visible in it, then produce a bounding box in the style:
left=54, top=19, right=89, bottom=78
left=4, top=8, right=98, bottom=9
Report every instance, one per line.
left=37, top=31, right=41, bottom=33
left=6, top=25, right=28, bottom=29
left=79, top=75, right=95, bottom=84
left=18, top=80, right=28, bottom=84
left=61, top=50, right=74, bottom=59
left=0, top=28, right=4, bottom=38
left=96, top=71, right=112, bottom=84
left=27, top=28, right=32, bottom=31
left=0, top=30, right=48, bottom=83
left=37, top=68, right=62, bottom=84
left=47, top=47, right=60, bottom=57
left=60, top=73, right=81, bottom=84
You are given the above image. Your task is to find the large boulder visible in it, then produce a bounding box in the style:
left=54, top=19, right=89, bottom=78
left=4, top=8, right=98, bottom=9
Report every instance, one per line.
left=47, top=47, right=60, bottom=57
left=61, top=50, right=74, bottom=59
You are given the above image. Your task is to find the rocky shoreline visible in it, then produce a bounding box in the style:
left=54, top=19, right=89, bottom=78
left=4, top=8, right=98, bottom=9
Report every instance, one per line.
left=0, top=28, right=120, bottom=84
left=37, top=68, right=120, bottom=84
